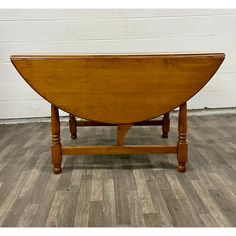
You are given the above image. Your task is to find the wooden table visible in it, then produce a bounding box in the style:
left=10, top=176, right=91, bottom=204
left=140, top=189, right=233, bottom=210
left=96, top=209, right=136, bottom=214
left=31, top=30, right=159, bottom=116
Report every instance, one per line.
left=11, top=53, right=225, bottom=174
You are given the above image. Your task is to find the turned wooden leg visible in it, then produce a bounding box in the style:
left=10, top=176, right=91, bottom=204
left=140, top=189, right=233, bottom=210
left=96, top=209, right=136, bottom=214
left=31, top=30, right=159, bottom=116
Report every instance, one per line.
left=69, top=114, right=77, bottom=139
left=162, top=112, right=170, bottom=138
left=51, top=104, right=62, bottom=174
left=177, top=103, right=188, bottom=172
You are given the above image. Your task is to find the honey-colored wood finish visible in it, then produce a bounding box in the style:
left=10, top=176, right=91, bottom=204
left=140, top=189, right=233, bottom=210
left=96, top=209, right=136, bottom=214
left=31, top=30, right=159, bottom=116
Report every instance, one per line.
left=61, top=145, right=177, bottom=155
left=11, top=54, right=224, bottom=124
left=69, top=114, right=77, bottom=139
left=117, top=124, right=133, bottom=146
left=177, top=102, right=188, bottom=172
left=76, top=119, right=163, bottom=127
left=162, top=113, right=170, bottom=138
left=69, top=115, right=169, bottom=143
left=51, top=104, right=62, bottom=174
left=10, top=53, right=225, bottom=173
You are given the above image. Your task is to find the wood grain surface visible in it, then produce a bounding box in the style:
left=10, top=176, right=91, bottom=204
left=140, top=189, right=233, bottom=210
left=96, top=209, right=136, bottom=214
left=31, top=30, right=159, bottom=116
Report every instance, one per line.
left=11, top=53, right=224, bottom=124
left=0, top=113, right=235, bottom=226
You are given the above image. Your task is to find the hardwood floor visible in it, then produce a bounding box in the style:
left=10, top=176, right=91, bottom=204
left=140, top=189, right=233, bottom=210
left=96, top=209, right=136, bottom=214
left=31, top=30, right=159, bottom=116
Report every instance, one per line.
left=0, top=114, right=235, bottom=227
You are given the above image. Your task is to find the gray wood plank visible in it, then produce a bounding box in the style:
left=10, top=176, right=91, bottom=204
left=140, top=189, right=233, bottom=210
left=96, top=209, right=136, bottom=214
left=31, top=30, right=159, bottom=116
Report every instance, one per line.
left=146, top=178, right=173, bottom=226
left=143, top=213, right=163, bottom=227
left=199, top=213, right=218, bottom=227
left=165, top=172, right=204, bottom=226
left=59, top=169, right=83, bottom=227
left=31, top=174, right=61, bottom=226
left=88, top=201, right=103, bottom=227
left=102, top=178, right=116, bottom=226
left=0, top=113, right=235, bottom=227
left=126, top=190, right=145, bottom=226
left=191, top=180, right=232, bottom=227
left=154, top=170, right=190, bottom=226
left=0, top=170, right=29, bottom=226
left=74, top=175, right=92, bottom=227
left=113, top=176, right=131, bottom=226
left=45, top=191, right=68, bottom=227
left=1, top=154, right=48, bottom=226
left=17, top=203, right=39, bottom=227
left=132, top=169, right=156, bottom=214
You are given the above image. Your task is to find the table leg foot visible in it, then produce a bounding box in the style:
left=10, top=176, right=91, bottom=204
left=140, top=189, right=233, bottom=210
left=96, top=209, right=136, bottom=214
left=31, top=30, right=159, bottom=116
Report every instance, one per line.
left=53, top=164, right=62, bottom=174
left=162, top=113, right=170, bottom=139
left=177, top=162, right=186, bottom=172
left=162, top=133, right=168, bottom=138
left=71, top=134, right=77, bottom=139
left=69, top=114, right=77, bottom=139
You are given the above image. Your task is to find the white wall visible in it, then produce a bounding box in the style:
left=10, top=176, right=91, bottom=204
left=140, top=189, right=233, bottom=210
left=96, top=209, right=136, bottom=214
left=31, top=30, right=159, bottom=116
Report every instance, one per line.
left=0, top=9, right=236, bottom=119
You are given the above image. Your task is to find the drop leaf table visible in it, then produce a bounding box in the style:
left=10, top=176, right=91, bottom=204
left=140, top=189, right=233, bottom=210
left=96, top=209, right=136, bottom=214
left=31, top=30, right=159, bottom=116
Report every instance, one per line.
left=11, top=53, right=225, bottom=174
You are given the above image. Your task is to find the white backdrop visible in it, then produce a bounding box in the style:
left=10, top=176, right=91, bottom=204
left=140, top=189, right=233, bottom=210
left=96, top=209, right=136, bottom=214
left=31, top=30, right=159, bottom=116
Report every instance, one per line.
left=0, top=9, right=236, bottom=119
